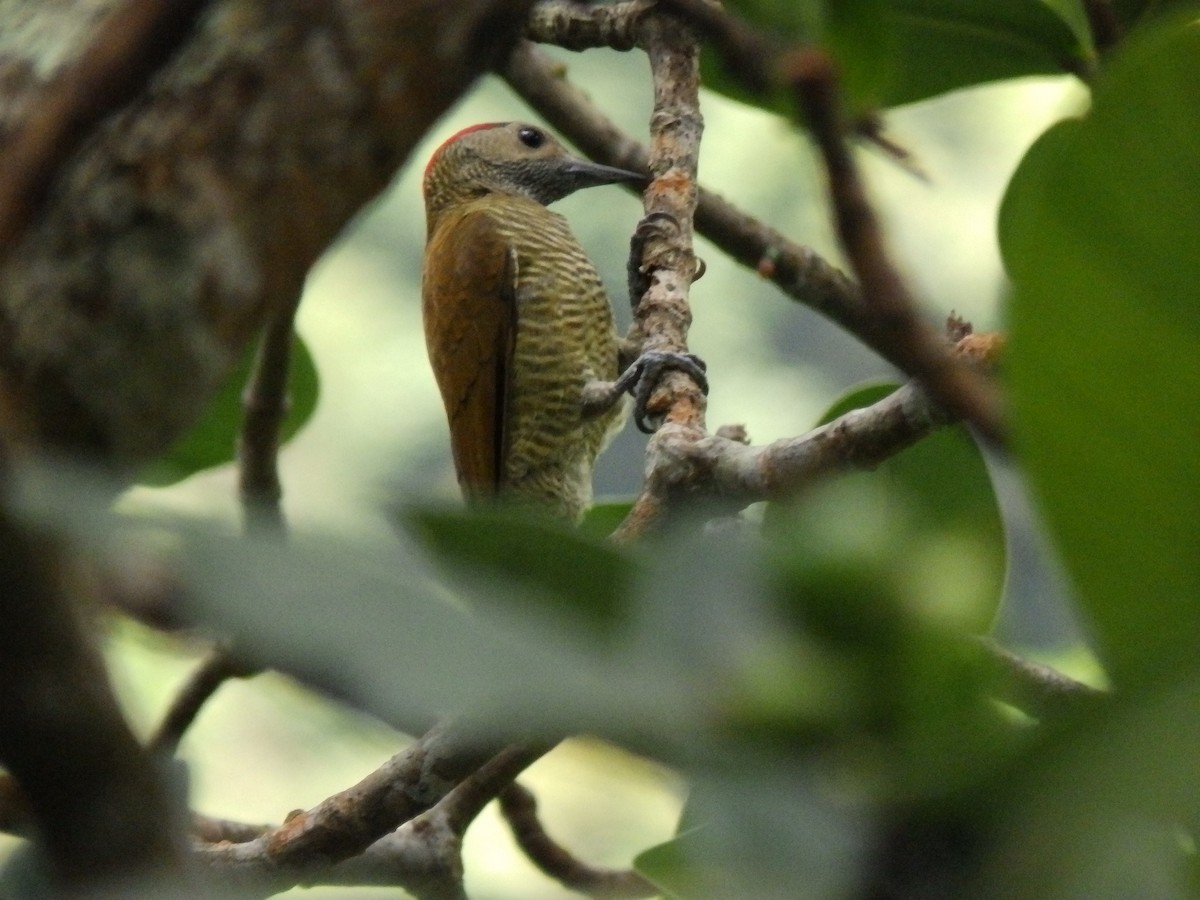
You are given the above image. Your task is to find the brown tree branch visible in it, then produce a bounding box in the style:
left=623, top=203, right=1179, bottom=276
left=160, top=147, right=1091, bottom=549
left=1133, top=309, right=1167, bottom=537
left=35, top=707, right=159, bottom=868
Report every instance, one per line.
left=192, top=812, right=472, bottom=896
left=788, top=51, right=1007, bottom=447
left=502, top=42, right=877, bottom=393
left=148, top=645, right=256, bottom=756
left=585, top=7, right=708, bottom=538
left=0, top=514, right=187, bottom=887
left=516, top=4, right=1008, bottom=447
left=371, top=743, right=552, bottom=900
left=499, top=781, right=657, bottom=899
left=238, top=307, right=300, bottom=534
left=437, top=743, right=551, bottom=836
left=188, top=748, right=541, bottom=897
left=0, top=0, right=215, bottom=251
left=192, top=720, right=525, bottom=886
left=0, top=0, right=537, bottom=469
left=628, top=10, right=707, bottom=432
left=610, top=333, right=996, bottom=539
left=525, top=0, right=652, bottom=51
left=192, top=812, right=271, bottom=845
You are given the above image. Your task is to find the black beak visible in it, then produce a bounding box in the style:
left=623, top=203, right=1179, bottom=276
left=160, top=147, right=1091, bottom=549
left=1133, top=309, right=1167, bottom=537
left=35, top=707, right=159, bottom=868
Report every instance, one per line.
left=562, top=157, right=647, bottom=190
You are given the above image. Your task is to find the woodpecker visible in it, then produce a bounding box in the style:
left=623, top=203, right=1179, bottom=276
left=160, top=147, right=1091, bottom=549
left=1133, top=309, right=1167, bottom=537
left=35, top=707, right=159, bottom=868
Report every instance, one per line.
left=422, top=121, right=655, bottom=522
left=421, top=122, right=709, bottom=521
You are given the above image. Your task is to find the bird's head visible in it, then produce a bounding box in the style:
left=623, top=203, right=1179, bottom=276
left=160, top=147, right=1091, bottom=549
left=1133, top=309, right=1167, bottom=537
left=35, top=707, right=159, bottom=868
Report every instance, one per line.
left=422, top=122, right=644, bottom=221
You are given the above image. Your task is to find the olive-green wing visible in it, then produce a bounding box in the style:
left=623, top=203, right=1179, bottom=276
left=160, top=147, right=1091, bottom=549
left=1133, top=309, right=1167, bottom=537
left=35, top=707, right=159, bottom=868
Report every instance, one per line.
left=421, top=209, right=516, bottom=499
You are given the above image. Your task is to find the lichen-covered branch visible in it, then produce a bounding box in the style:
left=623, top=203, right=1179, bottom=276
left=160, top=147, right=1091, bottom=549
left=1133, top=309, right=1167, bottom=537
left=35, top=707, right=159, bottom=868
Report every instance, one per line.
left=192, top=720, right=530, bottom=887
left=628, top=10, right=707, bottom=432
left=525, top=0, right=651, bottom=51
left=0, top=0, right=536, bottom=470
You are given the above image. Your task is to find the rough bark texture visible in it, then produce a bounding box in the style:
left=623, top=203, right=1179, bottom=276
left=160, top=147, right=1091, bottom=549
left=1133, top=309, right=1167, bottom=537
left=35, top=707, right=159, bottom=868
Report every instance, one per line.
left=0, top=0, right=535, bottom=470
left=632, top=11, right=706, bottom=430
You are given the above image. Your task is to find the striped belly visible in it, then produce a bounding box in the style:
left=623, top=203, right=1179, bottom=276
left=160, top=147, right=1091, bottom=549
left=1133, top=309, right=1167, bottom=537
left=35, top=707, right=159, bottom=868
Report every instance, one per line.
left=495, top=203, right=626, bottom=520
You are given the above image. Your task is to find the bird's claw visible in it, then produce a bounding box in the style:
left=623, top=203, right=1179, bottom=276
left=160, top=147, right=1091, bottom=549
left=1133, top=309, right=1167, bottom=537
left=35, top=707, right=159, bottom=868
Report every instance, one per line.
left=614, top=350, right=709, bottom=434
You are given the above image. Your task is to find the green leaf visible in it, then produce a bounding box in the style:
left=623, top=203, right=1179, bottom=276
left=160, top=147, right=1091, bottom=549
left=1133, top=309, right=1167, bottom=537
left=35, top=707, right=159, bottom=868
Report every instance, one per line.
left=887, top=0, right=1087, bottom=106
left=172, top=518, right=700, bottom=739
left=1000, top=19, right=1200, bottom=687
left=773, top=381, right=1006, bottom=634
left=634, top=829, right=704, bottom=900
left=1038, top=0, right=1095, bottom=49
left=703, top=0, right=888, bottom=117
left=704, top=0, right=1086, bottom=116
left=635, top=762, right=871, bottom=899
left=824, top=0, right=898, bottom=111
left=978, top=677, right=1200, bottom=898
left=763, top=478, right=1014, bottom=797
left=13, top=461, right=700, bottom=741
left=998, top=120, right=1082, bottom=285
left=138, top=333, right=319, bottom=487
left=404, top=505, right=638, bottom=636
left=578, top=497, right=635, bottom=540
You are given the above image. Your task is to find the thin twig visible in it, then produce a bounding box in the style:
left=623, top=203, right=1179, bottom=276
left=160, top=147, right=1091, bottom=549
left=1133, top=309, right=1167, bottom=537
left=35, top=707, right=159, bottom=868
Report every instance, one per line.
left=238, top=305, right=301, bottom=534
left=149, top=646, right=256, bottom=756
left=437, top=743, right=551, bottom=836
left=787, top=50, right=1007, bottom=446
left=380, top=743, right=552, bottom=900
left=499, top=782, right=657, bottom=899
left=0, top=0, right=214, bottom=250
left=192, top=813, right=271, bottom=845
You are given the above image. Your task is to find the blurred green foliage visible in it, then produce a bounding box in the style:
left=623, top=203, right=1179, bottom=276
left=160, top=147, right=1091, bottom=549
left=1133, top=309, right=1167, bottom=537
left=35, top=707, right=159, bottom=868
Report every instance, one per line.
left=1001, top=17, right=1200, bottom=693
left=138, top=333, right=319, bottom=487
left=705, top=0, right=1088, bottom=114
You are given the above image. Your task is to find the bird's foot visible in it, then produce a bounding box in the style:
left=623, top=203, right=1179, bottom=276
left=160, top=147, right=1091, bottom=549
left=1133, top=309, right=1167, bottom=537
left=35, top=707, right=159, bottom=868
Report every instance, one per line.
left=614, top=350, right=709, bottom=434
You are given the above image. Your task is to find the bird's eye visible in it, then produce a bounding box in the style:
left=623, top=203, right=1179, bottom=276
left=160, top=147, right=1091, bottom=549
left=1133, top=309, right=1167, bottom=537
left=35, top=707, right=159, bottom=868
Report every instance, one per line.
left=517, top=127, right=545, bottom=149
